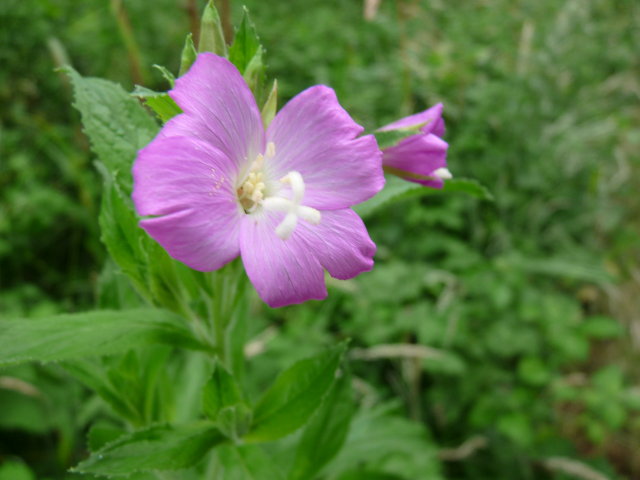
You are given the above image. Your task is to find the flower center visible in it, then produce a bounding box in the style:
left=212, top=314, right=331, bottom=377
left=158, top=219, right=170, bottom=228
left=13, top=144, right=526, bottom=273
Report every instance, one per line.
left=236, top=142, right=321, bottom=240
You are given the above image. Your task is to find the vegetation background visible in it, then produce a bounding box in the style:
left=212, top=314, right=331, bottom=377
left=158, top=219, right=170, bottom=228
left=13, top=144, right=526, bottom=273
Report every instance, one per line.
left=1, top=0, right=639, bottom=478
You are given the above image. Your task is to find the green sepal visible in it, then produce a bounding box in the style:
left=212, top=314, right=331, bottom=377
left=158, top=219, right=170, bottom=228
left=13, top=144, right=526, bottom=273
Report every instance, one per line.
left=132, top=85, right=182, bottom=123
left=228, top=7, right=262, bottom=74
left=199, top=0, right=227, bottom=56
left=261, top=79, right=278, bottom=128
left=229, top=7, right=265, bottom=99
left=373, top=124, right=424, bottom=149
left=179, top=32, right=198, bottom=75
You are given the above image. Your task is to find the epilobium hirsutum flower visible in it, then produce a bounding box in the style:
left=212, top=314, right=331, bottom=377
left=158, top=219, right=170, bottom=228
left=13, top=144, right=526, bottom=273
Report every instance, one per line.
left=378, top=103, right=451, bottom=188
left=132, top=53, right=384, bottom=307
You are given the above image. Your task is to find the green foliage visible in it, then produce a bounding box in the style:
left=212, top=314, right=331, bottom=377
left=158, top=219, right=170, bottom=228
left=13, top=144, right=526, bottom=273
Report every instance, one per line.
left=246, top=343, right=346, bottom=443
left=74, top=423, right=223, bottom=475
left=2, top=0, right=638, bottom=479
left=0, top=309, right=201, bottom=367
left=228, top=7, right=265, bottom=99
left=355, top=175, right=492, bottom=219
left=132, top=85, right=181, bottom=122
left=289, top=374, right=355, bottom=480
left=64, top=66, right=158, bottom=195
left=217, top=445, right=286, bottom=480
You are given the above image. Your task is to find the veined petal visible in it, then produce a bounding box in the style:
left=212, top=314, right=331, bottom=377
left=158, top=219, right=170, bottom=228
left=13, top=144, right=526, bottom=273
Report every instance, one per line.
left=133, top=136, right=239, bottom=216
left=266, top=86, right=384, bottom=210
left=378, top=103, right=445, bottom=137
left=383, top=133, right=449, bottom=188
left=295, top=209, right=375, bottom=280
left=133, top=136, right=242, bottom=271
left=239, top=213, right=326, bottom=308
left=161, top=53, right=265, bottom=169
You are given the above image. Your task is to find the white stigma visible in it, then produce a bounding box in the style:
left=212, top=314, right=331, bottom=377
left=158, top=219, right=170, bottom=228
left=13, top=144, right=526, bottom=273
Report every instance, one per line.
left=433, top=167, right=453, bottom=180
left=263, top=171, right=321, bottom=240
left=237, top=143, right=320, bottom=240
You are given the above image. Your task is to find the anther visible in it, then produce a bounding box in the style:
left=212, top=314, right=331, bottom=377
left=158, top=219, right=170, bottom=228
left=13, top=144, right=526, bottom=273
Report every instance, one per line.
left=433, top=167, right=452, bottom=180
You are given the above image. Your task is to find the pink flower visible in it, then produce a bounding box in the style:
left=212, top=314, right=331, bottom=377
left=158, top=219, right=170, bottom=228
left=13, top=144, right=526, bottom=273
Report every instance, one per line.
left=378, top=103, right=451, bottom=188
left=132, top=53, right=384, bottom=307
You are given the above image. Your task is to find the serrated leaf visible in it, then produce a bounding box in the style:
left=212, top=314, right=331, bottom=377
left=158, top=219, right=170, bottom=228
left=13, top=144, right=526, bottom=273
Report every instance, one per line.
left=74, top=423, right=223, bottom=475
left=354, top=175, right=493, bottom=219
left=65, top=67, right=158, bottom=195
left=289, top=374, right=355, bottom=480
left=99, top=171, right=150, bottom=297
left=0, top=309, right=203, bottom=367
left=228, top=8, right=262, bottom=75
left=245, top=344, right=346, bottom=443
left=218, top=445, right=285, bottom=480
left=132, top=85, right=182, bottom=122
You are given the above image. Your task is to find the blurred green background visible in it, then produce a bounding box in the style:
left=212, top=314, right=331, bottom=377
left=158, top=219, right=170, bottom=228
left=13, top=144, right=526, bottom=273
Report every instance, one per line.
left=1, top=0, right=639, bottom=478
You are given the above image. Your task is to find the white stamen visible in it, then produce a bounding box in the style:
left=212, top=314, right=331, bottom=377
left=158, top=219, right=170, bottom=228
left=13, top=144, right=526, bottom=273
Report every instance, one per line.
left=433, top=167, right=453, bottom=180
left=263, top=170, right=321, bottom=240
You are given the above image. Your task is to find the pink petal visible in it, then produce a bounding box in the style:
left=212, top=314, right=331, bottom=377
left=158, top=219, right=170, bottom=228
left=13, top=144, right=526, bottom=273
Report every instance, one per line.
left=239, top=213, right=327, bottom=308
left=383, top=133, right=449, bottom=188
left=161, top=53, right=264, bottom=169
left=378, top=103, right=445, bottom=137
left=295, top=209, right=375, bottom=280
left=266, top=86, right=384, bottom=210
left=132, top=136, right=242, bottom=271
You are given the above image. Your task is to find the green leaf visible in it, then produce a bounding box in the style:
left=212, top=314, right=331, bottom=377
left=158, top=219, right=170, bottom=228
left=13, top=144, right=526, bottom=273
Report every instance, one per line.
left=354, top=175, right=493, bottom=219
left=152, top=64, right=176, bottom=87
left=202, top=362, right=244, bottom=420
left=217, top=445, right=285, bottom=480
left=74, top=423, right=224, bottom=475
left=202, top=362, right=252, bottom=440
left=98, top=168, right=151, bottom=298
left=289, top=373, right=355, bottom=480
left=0, top=461, right=35, bottom=480
left=0, top=308, right=203, bottom=367
left=132, top=85, right=182, bottom=123
left=65, top=67, right=158, bottom=195
left=198, top=0, right=227, bottom=56
left=179, top=33, right=198, bottom=76
left=229, top=7, right=262, bottom=75
left=245, top=343, right=346, bottom=443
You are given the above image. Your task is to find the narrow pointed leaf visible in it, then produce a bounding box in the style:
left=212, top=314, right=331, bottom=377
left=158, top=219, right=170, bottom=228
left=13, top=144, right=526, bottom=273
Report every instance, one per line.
left=289, top=374, right=355, bottom=480
left=245, top=344, right=346, bottom=443
left=0, top=309, right=203, bottom=367
left=179, top=32, right=198, bottom=75
left=73, top=423, right=223, bottom=475
left=132, top=85, right=182, bottom=122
